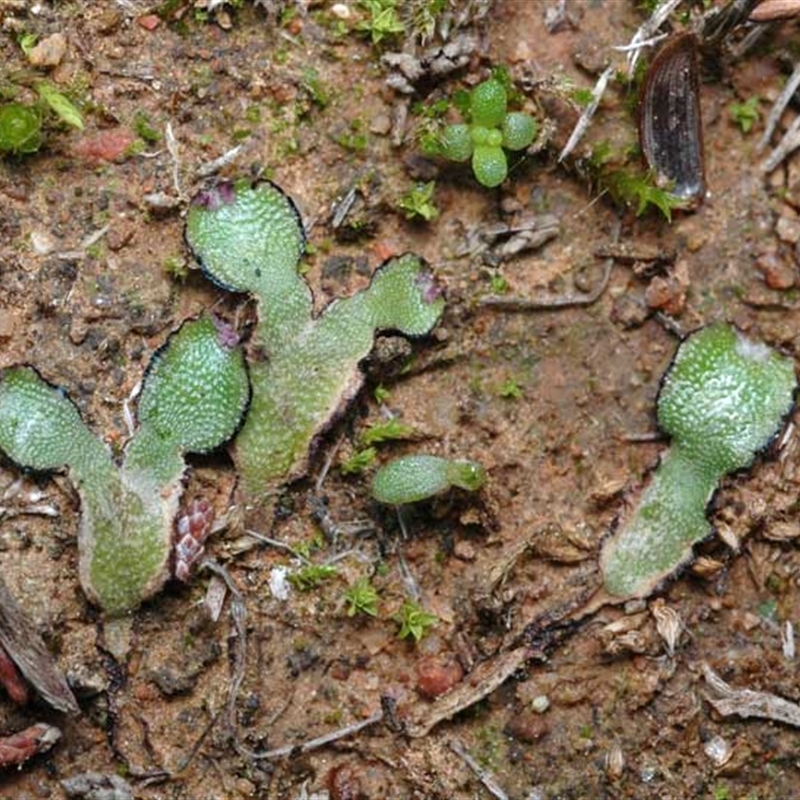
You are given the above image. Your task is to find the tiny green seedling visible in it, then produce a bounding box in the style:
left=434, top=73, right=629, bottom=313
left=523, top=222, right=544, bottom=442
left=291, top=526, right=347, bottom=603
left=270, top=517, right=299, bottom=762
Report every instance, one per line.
left=185, top=180, right=444, bottom=504
left=438, top=77, right=538, bottom=188
left=371, top=454, right=486, bottom=506
left=394, top=599, right=438, bottom=641
left=344, top=577, right=379, bottom=617
left=355, top=0, right=405, bottom=45
left=340, top=447, right=378, bottom=476
left=601, top=323, right=797, bottom=600
left=0, top=317, right=249, bottom=615
left=288, top=564, right=339, bottom=591
left=360, top=418, right=415, bottom=446
left=728, top=97, right=760, bottom=134
left=398, top=181, right=439, bottom=222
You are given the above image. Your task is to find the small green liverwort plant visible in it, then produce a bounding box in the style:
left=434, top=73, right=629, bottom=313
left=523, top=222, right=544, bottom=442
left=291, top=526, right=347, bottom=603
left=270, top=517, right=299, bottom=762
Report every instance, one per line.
left=185, top=180, right=445, bottom=503
left=439, top=78, right=537, bottom=188
left=601, top=323, right=797, bottom=600
left=0, top=317, right=249, bottom=616
left=371, top=454, right=486, bottom=505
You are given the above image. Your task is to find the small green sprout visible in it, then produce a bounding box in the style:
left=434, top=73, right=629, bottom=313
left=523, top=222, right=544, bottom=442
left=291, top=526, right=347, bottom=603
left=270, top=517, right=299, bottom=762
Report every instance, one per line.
left=355, top=0, right=405, bottom=45
left=394, top=600, right=438, bottom=641
left=0, top=317, right=250, bottom=615
left=728, top=97, right=760, bottom=134
left=344, top=577, right=379, bottom=617
left=360, top=418, right=415, bottom=446
left=288, top=564, right=339, bottom=591
left=397, top=181, right=439, bottom=222
left=36, top=83, right=84, bottom=131
left=603, top=168, right=684, bottom=222
left=601, top=323, right=797, bottom=600
left=186, top=180, right=444, bottom=503
left=374, top=384, right=391, bottom=404
left=371, top=454, right=486, bottom=505
left=340, top=447, right=378, bottom=475
left=489, top=273, right=510, bottom=294
left=438, top=78, right=538, bottom=188
left=17, top=32, right=38, bottom=56
left=162, top=254, right=189, bottom=281
left=133, top=110, right=160, bottom=144
left=498, top=377, right=523, bottom=400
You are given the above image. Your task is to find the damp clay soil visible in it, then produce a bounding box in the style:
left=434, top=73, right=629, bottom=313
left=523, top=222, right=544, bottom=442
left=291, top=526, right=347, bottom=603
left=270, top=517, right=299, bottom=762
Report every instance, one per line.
left=2, top=2, right=800, bottom=799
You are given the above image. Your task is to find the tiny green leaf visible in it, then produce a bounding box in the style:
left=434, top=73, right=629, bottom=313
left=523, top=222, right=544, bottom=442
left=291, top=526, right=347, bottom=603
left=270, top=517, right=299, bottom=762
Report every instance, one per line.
left=36, top=83, right=84, bottom=130
left=439, top=124, right=473, bottom=162
left=502, top=112, right=536, bottom=151
left=472, top=145, right=507, bottom=188
left=470, top=79, right=507, bottom=128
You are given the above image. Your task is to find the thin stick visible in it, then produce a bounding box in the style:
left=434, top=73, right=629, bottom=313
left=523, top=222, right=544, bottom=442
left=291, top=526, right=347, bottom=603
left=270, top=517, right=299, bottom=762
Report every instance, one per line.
left=251, top=709, right=384, bottom=760
left=200, top=559, right=247, bottom=737
left=558, top=65, right=614, bottom=163
left=625, top=0, right=683, bottom=76
left=244, top=529, right=312, bottom=564
left=757, top=59, right=800, bottom=154
left=449, top=739, right=510, bottom=800
left=760, top=112, right=800, bottom=174
left=479, top=254, right=612, bottom=311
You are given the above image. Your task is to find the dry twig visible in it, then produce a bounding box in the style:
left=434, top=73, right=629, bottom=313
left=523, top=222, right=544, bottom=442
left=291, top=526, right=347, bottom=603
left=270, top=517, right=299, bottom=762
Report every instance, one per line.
left=449, top=739, right=510, bottom=800
left=702, top=662, right=800, bottom=726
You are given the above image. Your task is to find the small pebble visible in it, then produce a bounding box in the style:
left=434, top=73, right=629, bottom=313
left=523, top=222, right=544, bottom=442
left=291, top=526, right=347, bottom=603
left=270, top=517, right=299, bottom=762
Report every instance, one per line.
left=30, top=230, right=57, bottom=255
left=0, top=311, right=15, bottom=340
left=704, top=734, right=733, bottom=767
left=369, top=113, right=392, bottom=136
left=27, top=32, right=67, bottom=67
left=136, top=14, right=161, bottom=31
left=453, top=540, right=476, bottom=561
left=416, top=654, right=463, bottom=699
left=776, top=215, right=800, bottom=244
left=755, top=250, right=796, bottom=289
left=531, top=694, right=550, bottom=713
left=504, top=711, right=550, bottom=744
left=331, top=3, right=352, bottom=19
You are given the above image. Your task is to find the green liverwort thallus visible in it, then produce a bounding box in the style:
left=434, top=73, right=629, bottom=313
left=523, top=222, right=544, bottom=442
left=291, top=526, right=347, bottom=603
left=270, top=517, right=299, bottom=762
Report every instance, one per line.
left=185, top=180, right=445, bottom=504
left=371, top=454, right=486, bottom=505
left=0, top=316, right=249, bottom=615
left=601, top=323, right=797, bottom=599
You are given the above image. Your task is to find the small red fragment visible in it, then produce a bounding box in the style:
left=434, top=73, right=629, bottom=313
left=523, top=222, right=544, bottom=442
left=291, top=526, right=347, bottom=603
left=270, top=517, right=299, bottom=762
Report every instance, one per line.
left=72, top=129, right=135, bottom=162
left=0, top=644, right=29, bottom=706
left=137, top=14, right=161, bottom=31
left=0, top=723, right=60, bottom=769
left=373, top=241, right=397, bottom=264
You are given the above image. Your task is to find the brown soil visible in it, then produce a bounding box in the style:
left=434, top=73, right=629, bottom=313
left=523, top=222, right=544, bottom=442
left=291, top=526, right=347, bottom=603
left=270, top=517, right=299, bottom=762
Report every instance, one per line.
left=2, top=2, right=800, bottom=798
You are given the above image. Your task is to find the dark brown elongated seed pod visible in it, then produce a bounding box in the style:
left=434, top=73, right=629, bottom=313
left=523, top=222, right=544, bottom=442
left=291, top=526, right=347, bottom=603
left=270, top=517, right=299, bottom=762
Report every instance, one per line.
left=639, top=33, right=705, bottom=207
